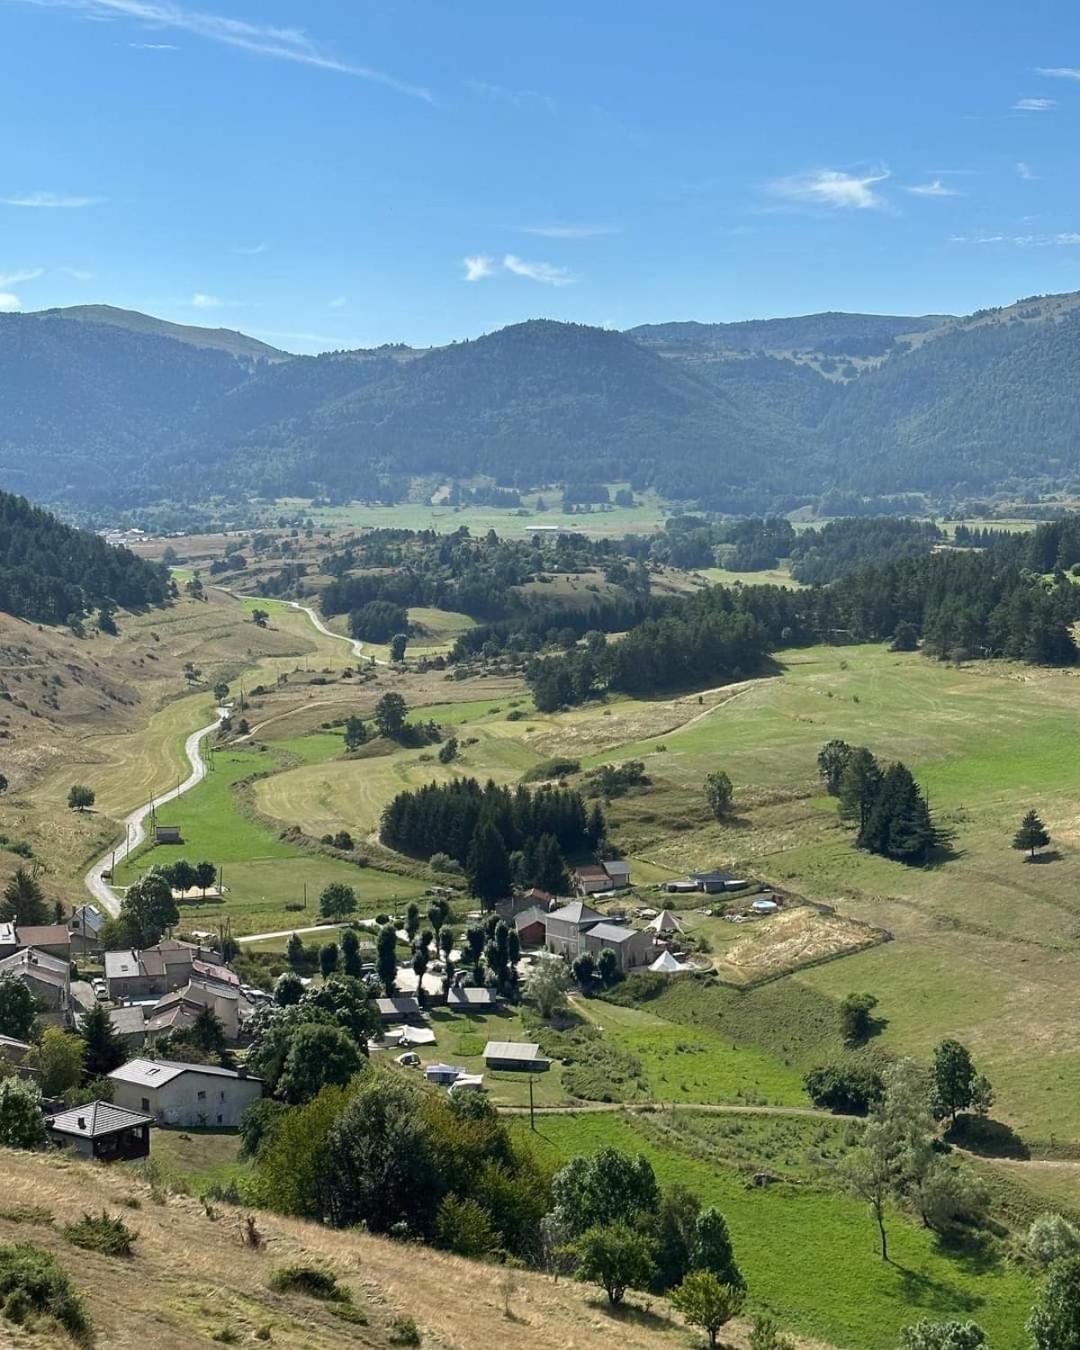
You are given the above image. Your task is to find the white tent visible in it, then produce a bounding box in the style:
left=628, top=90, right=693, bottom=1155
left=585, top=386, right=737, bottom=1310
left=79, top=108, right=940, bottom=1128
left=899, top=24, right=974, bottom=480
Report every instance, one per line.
left=646, top=909, right=684, bottom=934
left=649, top=950, right=686, bottom=973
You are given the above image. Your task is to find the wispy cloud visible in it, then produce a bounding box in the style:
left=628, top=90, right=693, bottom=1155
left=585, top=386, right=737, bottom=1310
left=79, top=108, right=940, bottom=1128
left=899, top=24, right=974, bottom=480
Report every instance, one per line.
left=503, top=254, right=575, bottom=286
left=1036, top=66, right=1080, bottom=80
left=1017, top=161, right=1037, bottom=181
left=1012, top=97, right=1057, bottom=111
left=329, top=296, right=346, bottom=309
left=465, top=79, right=555, bottom=112
left=129, top=40, right=176, bottom=48
left=190, top=292, right=223, bottom=309
left=768, top=167, right=889, bottom=210
left=0, top=191, right=102, bottom=208
left=0, top=267, right=44, bottom=286
left=232, top=241, right=267, bottom=256
left=519, top=223, right=619, bottom=239
left=904, top=179, right=960, bottom=199
left=462, top=255, right=495, bottom=282
left=0, top=293, right=21, bottom=313
left=60, top=265, right=95, bottom=280
left=15, top=0, right=434, bottom=102
left=952, top=231, right=1080, bottom=246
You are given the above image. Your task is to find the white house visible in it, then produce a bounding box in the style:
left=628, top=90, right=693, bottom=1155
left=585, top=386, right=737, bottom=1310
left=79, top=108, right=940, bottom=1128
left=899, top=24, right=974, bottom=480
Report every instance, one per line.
left=107, top=1058, right=263, bottom=1128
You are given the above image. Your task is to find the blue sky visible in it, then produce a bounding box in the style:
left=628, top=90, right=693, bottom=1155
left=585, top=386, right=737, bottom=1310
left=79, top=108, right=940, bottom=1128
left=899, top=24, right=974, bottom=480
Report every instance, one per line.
left=3, top=0, right=1080, bottom=351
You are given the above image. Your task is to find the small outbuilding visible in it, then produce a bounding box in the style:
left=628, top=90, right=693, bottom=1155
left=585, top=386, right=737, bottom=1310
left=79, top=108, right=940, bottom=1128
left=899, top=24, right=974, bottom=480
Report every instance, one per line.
left=483, top=1040, right=551, bottom=1072
left=512, top=906, right=548, bottom=947
left=424, top=1063, right=464, bottom=1086
left=45, top=1101, right=153, bottom=1163
left=602, top=860, right=632, bottom=889
left=154, top=825, right=183, bottom=845
left=446, top=985, right=498, bottom=1012
left=375, top=996, right=423, bottom=1023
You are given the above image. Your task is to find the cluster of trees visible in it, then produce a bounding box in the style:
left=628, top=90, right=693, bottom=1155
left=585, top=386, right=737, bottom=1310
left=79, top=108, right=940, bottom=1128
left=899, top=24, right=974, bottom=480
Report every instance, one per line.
left=818, top=740, right=943, bottom=865
left=0, top=489, right=170, bottom=625
left=381, top=778, right=602, bottom=904
left=788, top=516, right=943, bottom=585
left=100, top=869, right=179, bottom=948
left=150, top=858, right=217, bottom=896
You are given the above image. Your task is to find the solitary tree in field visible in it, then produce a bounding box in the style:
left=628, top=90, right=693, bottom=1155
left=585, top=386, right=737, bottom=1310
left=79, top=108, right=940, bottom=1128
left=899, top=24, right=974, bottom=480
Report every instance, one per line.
left=932, top=1039, right=979, bottom=1124
left=1013, top=808, right=1051, bottom=860
left=373, top=692, right=408, bottom=740
left=251, top=608, right=269, bottom=628
left=389, top=633, right=408, bottom=663
left=840, top=992, right=880, bottom=1045
left=67, top=784, right=95, bottom=812
left=703, top=770, right=734, bottom=819
left=319, top=882, right=357, bottom=921
left=563, top=1222, right=656, bottom=1306
left=670, top=1271, right=745, bottom=1348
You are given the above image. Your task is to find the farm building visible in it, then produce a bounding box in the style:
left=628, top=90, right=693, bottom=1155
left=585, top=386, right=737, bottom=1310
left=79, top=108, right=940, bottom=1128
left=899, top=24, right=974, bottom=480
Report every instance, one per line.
left=45, top=1102, right=153, bottom=1163
left=154, top=825, right=183, bottom=844
left=582, top=922, right=654, bottom=971
left=375, top=996, right=423, bottom=1023
left=602, top=860, right=632, bottom=888
left=446, top=986, right=498, bottom=1011
left=483, top=1041, right=551, bottom=1072
left=689, top=870, right=747, bottom=893
left=573, top=865, right=611, bottom=895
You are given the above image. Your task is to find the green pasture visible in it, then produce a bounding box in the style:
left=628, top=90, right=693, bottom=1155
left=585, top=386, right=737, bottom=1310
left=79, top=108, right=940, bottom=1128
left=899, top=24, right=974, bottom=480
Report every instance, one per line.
left=512, top=1111, right=1035, bottom=1350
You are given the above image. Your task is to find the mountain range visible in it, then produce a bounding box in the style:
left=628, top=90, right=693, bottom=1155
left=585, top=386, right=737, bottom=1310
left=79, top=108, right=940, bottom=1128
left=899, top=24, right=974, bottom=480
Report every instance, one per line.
left=3, top=292, right=1080, bottom=514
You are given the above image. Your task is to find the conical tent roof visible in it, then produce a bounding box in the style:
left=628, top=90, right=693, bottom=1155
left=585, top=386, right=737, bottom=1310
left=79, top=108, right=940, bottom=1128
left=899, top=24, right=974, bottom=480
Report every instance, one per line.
left=647, top=909, right=683, bottom=933
left=649, top=949, right=683, bottom=973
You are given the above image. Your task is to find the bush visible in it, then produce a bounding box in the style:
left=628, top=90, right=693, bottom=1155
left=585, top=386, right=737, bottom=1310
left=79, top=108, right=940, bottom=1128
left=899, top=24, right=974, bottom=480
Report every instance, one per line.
left=804, top=1061, right=884, bottom=1115
left=390, top=1316, right=422, bottom=1346
left=521, top=756, right=581, bottom=782
left=62, top=1212, right=138, bottom=1258
left=1024, top=1213, right=1080, bottom=1267
left=268, top=1264, right=349, bottom=1301
left=0, top=1242, right=93, bottom=1344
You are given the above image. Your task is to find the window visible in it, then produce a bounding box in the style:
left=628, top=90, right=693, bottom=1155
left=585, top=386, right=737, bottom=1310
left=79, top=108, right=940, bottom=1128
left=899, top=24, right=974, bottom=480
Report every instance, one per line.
left=216, top=1115, right=223, bottom=1124
left=220, top=1091, right=225, bottom=1101
left=140, top=1097, right=150, bottom=1113
left=197, top=1090, right=206, bottom=1101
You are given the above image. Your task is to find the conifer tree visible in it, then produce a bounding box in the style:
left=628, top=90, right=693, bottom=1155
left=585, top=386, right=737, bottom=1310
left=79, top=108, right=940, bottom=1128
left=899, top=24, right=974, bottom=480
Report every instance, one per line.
left=1013, top=809, right=1051, bottom=860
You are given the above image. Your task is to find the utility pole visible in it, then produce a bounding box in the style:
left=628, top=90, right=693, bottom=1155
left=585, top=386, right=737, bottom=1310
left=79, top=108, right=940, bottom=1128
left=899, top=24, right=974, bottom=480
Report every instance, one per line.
left=529, top=1075, right=536, bottom=1132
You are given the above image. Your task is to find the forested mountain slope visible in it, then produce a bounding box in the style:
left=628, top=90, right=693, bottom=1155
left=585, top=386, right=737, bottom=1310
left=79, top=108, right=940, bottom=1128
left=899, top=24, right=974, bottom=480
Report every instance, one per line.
left=5, top=295, right=1080, bottom=511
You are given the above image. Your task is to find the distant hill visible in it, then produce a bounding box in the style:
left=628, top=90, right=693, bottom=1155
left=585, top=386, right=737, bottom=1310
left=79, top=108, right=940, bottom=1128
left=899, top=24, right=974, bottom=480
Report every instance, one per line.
left=31, top=303, right=288, bottom=362
left=5, top=294, right=1080, bottom=512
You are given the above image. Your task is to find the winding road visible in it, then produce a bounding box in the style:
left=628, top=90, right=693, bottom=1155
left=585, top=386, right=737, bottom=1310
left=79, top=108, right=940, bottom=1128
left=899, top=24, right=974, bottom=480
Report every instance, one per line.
left=84, top=589, right=372, bottom=916
left=84, top=707, right=228, bottom=918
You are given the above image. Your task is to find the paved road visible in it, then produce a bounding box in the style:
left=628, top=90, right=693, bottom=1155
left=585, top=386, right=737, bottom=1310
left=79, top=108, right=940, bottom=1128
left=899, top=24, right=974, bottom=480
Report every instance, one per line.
left=215, top=587, right=385, bottom=665
left=83, top=707, right=227, bottom=918
left=237, top=921, right=350, bottom=945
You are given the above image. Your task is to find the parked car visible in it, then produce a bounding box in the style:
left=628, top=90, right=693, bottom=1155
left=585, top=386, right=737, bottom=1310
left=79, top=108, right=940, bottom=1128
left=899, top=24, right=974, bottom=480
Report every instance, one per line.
left=395, top=1051, right=420, bottom=1068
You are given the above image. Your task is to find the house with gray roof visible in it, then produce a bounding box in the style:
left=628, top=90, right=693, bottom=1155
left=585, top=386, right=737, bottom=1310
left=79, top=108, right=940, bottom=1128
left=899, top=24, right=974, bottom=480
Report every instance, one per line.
left=483, top=1041, right=551, bottom=1071
left=0, top=947, right=70, bottom=1015
left=108, top=1058, right=263, bottom=1127
left=583, top=921, right=654, bottom=971
left=45, top=1101, right=153, bottom=1163
left=544, top=900, right=604, bottom=961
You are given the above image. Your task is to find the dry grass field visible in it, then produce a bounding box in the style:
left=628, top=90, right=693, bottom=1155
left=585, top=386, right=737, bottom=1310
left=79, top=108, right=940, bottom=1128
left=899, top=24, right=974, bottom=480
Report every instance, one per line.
left=0, top=1148, right=832, bottom=1350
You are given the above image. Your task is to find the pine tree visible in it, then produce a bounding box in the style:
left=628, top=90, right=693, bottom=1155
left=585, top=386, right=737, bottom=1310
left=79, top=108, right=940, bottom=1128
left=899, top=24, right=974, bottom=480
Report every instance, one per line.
left=0, top=867, right=49, bottom=926
left=466, top=821, right=512, bottom=910
left=1013, top=809, right=1051, bottom=860
left=81, top=1000, right=127, bottom=1077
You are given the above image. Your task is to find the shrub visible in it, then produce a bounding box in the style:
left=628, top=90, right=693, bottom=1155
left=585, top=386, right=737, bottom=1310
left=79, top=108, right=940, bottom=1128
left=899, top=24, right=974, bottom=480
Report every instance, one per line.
left=0, top=1242, right=93, bottom=1345
left=268, top=1263, right=348, bottom=1301
left=62, top=1212, right=138, bottom=1258
left=1024, top=1213, right=1080, bottom=1267
left=390, top=1316, right=422, bottom=1346
left=804, top=1061, right=884, bottom=1115
left=521, top=757, right=580, bottom=783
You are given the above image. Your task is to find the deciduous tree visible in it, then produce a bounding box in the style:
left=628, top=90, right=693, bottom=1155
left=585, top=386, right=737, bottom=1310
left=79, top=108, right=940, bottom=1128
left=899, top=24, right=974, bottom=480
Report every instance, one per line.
left=670, top=1270, right=745, bottom=1347
left=703, top=770, right=734, bottom=819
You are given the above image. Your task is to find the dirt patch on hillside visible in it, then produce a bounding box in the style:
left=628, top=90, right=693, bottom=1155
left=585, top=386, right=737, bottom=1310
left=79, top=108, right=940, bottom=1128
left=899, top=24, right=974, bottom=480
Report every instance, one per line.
left=713, top=904, right=886, bottom=985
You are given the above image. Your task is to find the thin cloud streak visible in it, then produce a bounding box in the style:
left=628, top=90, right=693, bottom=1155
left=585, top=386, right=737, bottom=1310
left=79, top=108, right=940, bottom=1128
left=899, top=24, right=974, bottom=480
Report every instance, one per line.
left=0, top=191, right=102, bottom=207
left=952, top=231, right=1080, bottom=246
left=503, top=254, right=575, bottom=286
left=1036, top=66, right=1080, bottom=80
left=0, top=267, right=44, bottom=286
left=1012, top=97, right=1057, bottom=111
left=190, top=292, right=223, bottom=308
left=519, top=224, right=619, bottom=238
left=232, top=242, right=267, bottom=255
left=465, top=79, right=555, bottom=112
left=768, top=167, right=889, bottom=210
left=13, top=0, right=434, bottom=102
left=905, top=179, right=960, bottom=198
left=1017, top=161, right=1037, bottom=180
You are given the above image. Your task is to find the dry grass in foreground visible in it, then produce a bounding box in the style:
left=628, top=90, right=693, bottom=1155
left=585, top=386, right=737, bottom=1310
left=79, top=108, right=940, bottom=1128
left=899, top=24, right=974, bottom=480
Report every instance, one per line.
left=0, top=1148, right=833, bottom=1349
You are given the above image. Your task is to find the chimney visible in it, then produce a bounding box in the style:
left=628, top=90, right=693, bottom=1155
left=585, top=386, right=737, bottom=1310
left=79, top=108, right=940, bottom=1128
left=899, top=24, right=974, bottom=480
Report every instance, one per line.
left=237, top=1066, right=248, bottom=1078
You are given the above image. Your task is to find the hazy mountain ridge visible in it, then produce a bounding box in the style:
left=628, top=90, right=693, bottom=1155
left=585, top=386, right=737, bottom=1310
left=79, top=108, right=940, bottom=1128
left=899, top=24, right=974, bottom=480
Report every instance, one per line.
left=5, top=296, right=1080, bottom=510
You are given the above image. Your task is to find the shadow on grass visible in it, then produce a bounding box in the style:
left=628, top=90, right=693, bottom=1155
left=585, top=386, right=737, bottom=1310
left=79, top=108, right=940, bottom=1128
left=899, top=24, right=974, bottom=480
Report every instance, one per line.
left=589, top=1298, right=675, bottom=1332
left=1024, top=850, right=1063, bottom=865
left=934, top=1228, right=1004, bottom=1276
left=891, top=1263, right=983, bottom=1316
left=946, top=1116, right=1030, bottom=1160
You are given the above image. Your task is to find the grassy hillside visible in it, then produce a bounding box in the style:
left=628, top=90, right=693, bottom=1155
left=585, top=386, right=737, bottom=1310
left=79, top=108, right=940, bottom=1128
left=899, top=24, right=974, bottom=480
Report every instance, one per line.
left=0, top=1148, right=765, bottom=1350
